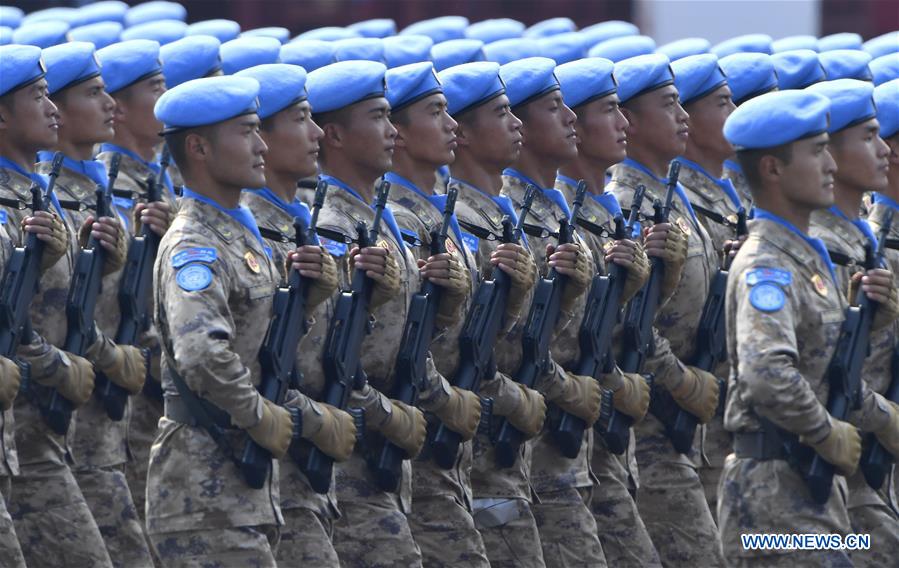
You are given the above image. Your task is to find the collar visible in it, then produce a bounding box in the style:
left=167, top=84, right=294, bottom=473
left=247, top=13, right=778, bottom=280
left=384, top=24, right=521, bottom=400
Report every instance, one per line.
left=0, top=156, right=65, bottom=217
left=754, top=207, right=837, bottom=285
left=450, top=176, right=529, bottom=249
left=828, top=204, right=877, bottom=249
left=504, top=167, right=571, bottom=218
left=556, top=172, right=622, bottom=218
left=384, top=171, right=465, bottom=252
left=320, top=173, right=405, bottom=250
left=724, top=159, right=743, bottom=174
left=621, top=157, right=699, bottom=224
left=37, top=150, right=107, bottom=189
left=181, top=187, right=267, bottom=253
left=99, top=143, right=174, bottom=195
left=677, top=156, right=743, bottom=210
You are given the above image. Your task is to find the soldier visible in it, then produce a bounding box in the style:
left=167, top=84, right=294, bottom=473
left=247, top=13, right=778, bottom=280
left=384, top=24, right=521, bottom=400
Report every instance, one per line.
left=720, top=89, right=899, bottom=566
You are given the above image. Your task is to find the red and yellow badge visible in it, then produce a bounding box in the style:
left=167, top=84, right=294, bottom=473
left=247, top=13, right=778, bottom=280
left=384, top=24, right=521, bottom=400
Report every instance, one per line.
left=445, top=238, right=457, bottom=254
left=811, top=273, right=828, bottom=297
left=676, top=216, right=692, bottom=236
left=244, top=251, right=260, bottom=273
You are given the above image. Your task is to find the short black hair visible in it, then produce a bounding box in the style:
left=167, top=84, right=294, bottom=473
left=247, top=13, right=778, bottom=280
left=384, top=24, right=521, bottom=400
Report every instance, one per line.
left=736, top=142, right=793, bottom=194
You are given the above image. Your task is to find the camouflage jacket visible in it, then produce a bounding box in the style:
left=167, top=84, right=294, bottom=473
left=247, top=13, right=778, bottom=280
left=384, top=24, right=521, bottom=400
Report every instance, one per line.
left=0, top=215, right=15, bottom=477
left=723, top=159, right=752, bottom=208
left=678, top=159, right=746, bottom=259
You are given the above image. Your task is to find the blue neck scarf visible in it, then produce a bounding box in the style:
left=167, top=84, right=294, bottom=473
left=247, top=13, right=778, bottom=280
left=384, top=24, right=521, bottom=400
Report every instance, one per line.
left=754, top=207, right=837, bottom=285
left=555, top=172, right=623, bottom=218
left=504, top=167, right=571, bottom=218
left=829, top=205, right=878, bottom=249
left=320, top=174, right=404, bottom=250
left=0, top=156, right=65, bottom=217
left=99, top=143, right=175, bottom=195
left=247, top=187, right=316, bottom=245
left=873, top=192, right=899, bottom=212
left=621, top=157, right=699, bottom=224
left=724, top=159, right=743, bottom=174
left=181, top=187, right=267, bottom=253
left=449, top=176, right=530, bottom=249
left=383, top=172, right=465, bottom=250
left=677, top=156, right=743, bottom=210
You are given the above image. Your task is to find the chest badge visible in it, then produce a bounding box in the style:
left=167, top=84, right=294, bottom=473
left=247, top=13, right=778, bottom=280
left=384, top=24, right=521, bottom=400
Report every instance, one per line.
left=377, top=239, right=390, bottom=250
left=676, top=216, right=692, bottom=236
left=245, top=251, right=261, bottom=273
left=445, top=238, right=457, bottom=254
left=811, top=273, right=828, bottom=297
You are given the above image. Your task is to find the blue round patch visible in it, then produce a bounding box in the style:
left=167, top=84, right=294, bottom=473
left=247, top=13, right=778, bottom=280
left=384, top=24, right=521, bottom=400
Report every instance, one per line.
left=749, top=282, right=786, bottom=312
left=176, top=263, right=213, bottom=292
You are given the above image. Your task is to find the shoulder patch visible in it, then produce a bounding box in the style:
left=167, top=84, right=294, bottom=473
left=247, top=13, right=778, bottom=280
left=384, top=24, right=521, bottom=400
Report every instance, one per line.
left=321, top=237, right=347, bottom=257
left=176, top=263, right=213, bottom=292
left=172, top=247, right=218, bottom=268
left=749, top=282, right=786, bottom=312
left=746, top=267, right=792, bottom=287
left=460, top=232, right=479, bottom=254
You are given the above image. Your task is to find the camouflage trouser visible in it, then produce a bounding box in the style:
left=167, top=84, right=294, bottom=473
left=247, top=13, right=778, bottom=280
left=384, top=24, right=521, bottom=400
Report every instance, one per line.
left=333, top=500, right=422, bottom=568
left=76, top=464, right=154, bottom=568
left=697, top=420, right=732, bottom=523
left=534, top=486, right=606, bottom=567
left=407, top=493, right=490, bottom=567
left=276, top=506, right=339, bottom=566
left=0, top=476, right=25, bottom=568
left=7, top=459, right=113, bottom=567
left=150, top=525, right=279, bottom=568
left=473, top=497, right=546, bottom=568
left=126, top=390, right=162, bottom=523
left=846, top=472, right=899, bottom=568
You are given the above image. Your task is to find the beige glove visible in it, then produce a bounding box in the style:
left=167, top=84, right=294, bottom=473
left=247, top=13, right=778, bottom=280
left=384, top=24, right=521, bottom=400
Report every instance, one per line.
left=247, top=399, right=294, bottom=459
left=669, top=365, right=720, bottom=424
left=94, top=344, right=147, bottom=395
left=547, top=372, right=603, bottom=425
left=873, top=400, right=899, bottom=459
left=492, top=383, right=547, bottom=439
left=557, top=243, right=592, bottom=314
left=612, top=372, right=651, bottom=421
left=0, top=356, right=21, bottom=411
left=54, top=352, right=95, bottom=406
left=619, top=241, right=651, bottom=304
left=432, top=386, right=482, bottom=441
left=801, top=418, right=861, bottom=477
left=306, top=248, right=339, bottom=309
left=429, top=253, right=470, bottom=328
left=27, top=212, right=68, bottom=272
left=352, top=249, right=400, bottom=311
left=375, top=400, right=427, bottom=458
left=493, top=243, right=536, bottom=321
left=645, top=222, right=688, bottom=300
left=301, top=401, right=357, bottom=462
left=78, top=216, right=128, bottom=275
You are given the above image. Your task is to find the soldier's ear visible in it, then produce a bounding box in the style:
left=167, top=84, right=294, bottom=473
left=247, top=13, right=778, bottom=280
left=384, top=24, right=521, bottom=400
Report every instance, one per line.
left=321, top=122, right=343, bottom=149
left=184, top=132, right=209, bottom=162
left=758, top=154, right=781, bottom=185
left=112, top=95, right=127, bottom=122
left=454, top=122, right=469, bottom=148
left=393, top=124, right=408, bottom=149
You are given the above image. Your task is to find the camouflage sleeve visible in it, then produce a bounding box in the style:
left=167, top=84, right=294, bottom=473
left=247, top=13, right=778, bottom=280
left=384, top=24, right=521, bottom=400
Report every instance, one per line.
left=16, top=332, right=73, bottom=386
left=415, top=355, right=452, bottom=412
left=642, top=327, right=690, bottom=391
left=480, top=370, right=529, bottom=413
left=348, top=383, right=394, bottom=427
left=848, top=385, right=893, bottom=433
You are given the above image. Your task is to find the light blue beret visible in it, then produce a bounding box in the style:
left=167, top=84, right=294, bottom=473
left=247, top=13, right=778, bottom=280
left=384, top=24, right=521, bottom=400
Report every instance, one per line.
left=187, top=19, right=240, bottom=43
left=281, top=40, right=335, bottom=72
left=524, top=17, right=576, bottom=38
left=589, top=35, right=656, bottom=62
left=154, top=75, right=260, bottom=132
left=235, top=63, right=306, bottom=119
left=712, top=34, right=773, bottom=58
left=384, top=35, right=433, bottom=68
left=483, top=38, right=539, bottom=64
left=807, top=79, right=876, bottom=133
left=500, top=56, right=559, bottom=108
left=719, top=52, right=777, bottom=105
left=386, top=61, right=442, bottom=112
left=43, top=41, right=101, bottom=95
left=22, top=8, right=77, bottom=26
left=580, top=20, right=640, bottom=47
left=160, top=35, right=221, bottom=88
left=97, top=39, right=162, bottom=93
left=657, top=37, right=711, bottom=62
left=401, top=16, right=468, bottom=44
left=332, top=37, right=385, bottom=63
left=0, top=25, right=10, bottom=44
left=125, top=1, right=186, bottom=27
left=0, top=6, right=23, bottom=28
left=773, top=49, right=825, bottom=89
left=0, top=44, right=45, bottom=96
left=874, top=79, right=899, bottom=138
left=724, top=90, right=830, bottom=149
left=556, top=57, right=616, bottom=108
left=432, top=38, right=485, bottom=71
left=242, top=27, right=290, bottom=44
left=439, top=61, right=505, bottom=116
left=221, top=36, right=281, bottom=75
left=465, top=18, right=523, bottom=43
left=73, top=1, right=128, bottom=27
left=864, top=31, right=899, bottom=59
left=294, top=27, right=359, bottom=42
left=772, top=35, right=819, bottom=53
left=818, top=32, right=863, bottom=52
left=121, top=19, right=186, bottom=44
left=12, top=21, right=70, bottom=48
left=347, top=18, right=396, bottom=39
left=614, top=53, right=674, bottom=103
left=820, top=49, right=872, bottom=81
left=672, top=53, right=727, bottom=105
left=68, top=21, right=123, bottom=49
left=306, top=60, right=387, bottom=114
left=540, top=32, right=590, bottom=64
left=871, top=53, right=899, bottom=85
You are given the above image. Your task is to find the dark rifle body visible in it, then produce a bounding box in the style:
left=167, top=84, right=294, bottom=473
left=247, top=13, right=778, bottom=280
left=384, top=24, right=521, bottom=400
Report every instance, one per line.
left=859, top=345, right=899, bottom=489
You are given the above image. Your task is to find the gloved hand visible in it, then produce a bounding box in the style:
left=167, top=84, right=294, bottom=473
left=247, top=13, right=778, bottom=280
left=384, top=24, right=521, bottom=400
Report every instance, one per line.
left=548, top=242, right=592, bottom=314
left=644, top=221, right=688, bottom=300
left=375, top=400, right=427, bottom=458
left=94, top=344, right=147, bottom=395
left=351, top=245, right=401, bottom=311
left=301, top=401, right=357, bottom=462
left=612, top=372, right=651, bottom=421
left=0, top=356, right=21, bottom=411
left=247, top=399, right=294, bottom=460
left=55, top=352, right=96, bottom=406
left=492, top=382, right=546, bottom=439
left=873, top=400, right=899, bottom=459
left=606, top=240, right=650, bottom=304
left=432, top=386, right=482, bottom=441
left=422, top=252, right=470, bottom=328
left=669, top=365, right=720, bottom=424
left=848, top=268, right=899, bottom=332
left=801, top=418, right=861, bottom=477
left=289, top=245, right=339, bottom=309
left=22, top=210, right=68, bottom=272
left=490, top=243, right=536, bottom=320
left=547, top=372, right=603, bottom=425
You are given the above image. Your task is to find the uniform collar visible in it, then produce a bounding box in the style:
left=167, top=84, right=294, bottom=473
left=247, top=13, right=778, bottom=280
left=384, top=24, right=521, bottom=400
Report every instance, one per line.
left=504, top=167, right=571, bottom=218
left=37, top=150, right=107, bottom=189
left=621, top=157, right=699, bottom=224
left=754, top=207, right=837, bottom=284
left=320, top=173, right=405, bottom=251
left=677, top=156, right=743, bottom=210
left=99, top=143, right=174, bottom=195
left=828, top=204, right=877, bottom=248
left=0, top=155, right=65, bottom=217
left=181, top=186, right=267, bottom=253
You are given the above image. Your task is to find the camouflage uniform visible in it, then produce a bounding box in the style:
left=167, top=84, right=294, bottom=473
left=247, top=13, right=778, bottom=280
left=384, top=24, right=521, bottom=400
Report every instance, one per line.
left=723, top=159, right=751, bottom=207
left=608, top=160, right=724, bottom=566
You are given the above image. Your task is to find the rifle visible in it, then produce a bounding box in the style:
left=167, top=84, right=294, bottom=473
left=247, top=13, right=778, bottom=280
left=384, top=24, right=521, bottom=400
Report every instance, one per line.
left=552, top=186, right=646, bottom=458
left=493, top=183, right=583, bottom=468
left=294, top=180, right=390, bottom=494
left=860, top=344, right=899, bottom=490
left=429, top=186, right=538, bottom=468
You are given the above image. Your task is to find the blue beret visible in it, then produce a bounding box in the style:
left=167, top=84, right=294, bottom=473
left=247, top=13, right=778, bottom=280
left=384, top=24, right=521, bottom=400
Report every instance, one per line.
left=614, top=53, right=674, bottom=103
left=187, top=19, right=240, bottom=43
left=121, top=19, right=186, bottom=44
left=74, top=1, right=128, bottom=27
left=347, top=18, right=396, bottom=39
left=332, top=37, right=385, bottom=63
left=154, top=75, right=260, bottom=132
left=281, top=40, right=335, bottom=72
left=97, top=39, right=162, bottom=93
left=242, top=27, right=290, bottom=44
left=719, top=52, right=778, bottom=105
left=672, top=54, right=727, bottom=105
left=712, top=34, right=773, bottom=58
left=819, top=32, right=863, bottom=52
left=657, top=37, right=711, bottom=62
left=160, top=35, right=221, bottom=88
left=773, top=50, right=825, bottom=89
left=772, top=35, right=819, bottom=53
left=384, top=35, right=434, bottom=68
left=556, top=57, right=616, bottom=108
left=401, top=16, right=468, bottom=44
left=807, top=79, right=876, bottom=133
left=43, top=41, right=102, bottom=95
left=589, top=35, right=656, bottom=62
left=12, top=21, right=70, bottom=48
left=0, top=6, right=23, bottom=28
left=0, top=26, right=11, bottom=45
left=221, top=36, right=281, bottom=75
left=432, top=38, right=485, bottom=71
left=580, top=20, right=640, bottom=47
left=0, top=44, right=45, bottom=96
left=235, top=63, right=306, bottom=119
left=871, top=53, right=899, bottom=85
left=294, top=27, right=359, bottom=42
left=483, top=38, right=539, bottom=64
left=820, top=49, right=872, bottom=81
left=500, top=56, right=559, bottom=108
left=874, top=79, right=899, bottom=138
left=524, top=17, right=576, bottom=38
left=439, top=61, right=505, bottom=116
left=306, top=60, right=387, bottom=114
left=465, top=18, right=523, bottom=43
left=68, top=21, right=123, bottom=49
left=125, top=1, right=186, bottom=27
left=864, top=31, right=899, bottom=59
left=724, top=90, right=830, bottom=150
left=540, top=32, right=590, bottom=64
left=22, top=8, right=77, bottom=26
left=386, top=61, right=442, bottom=112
